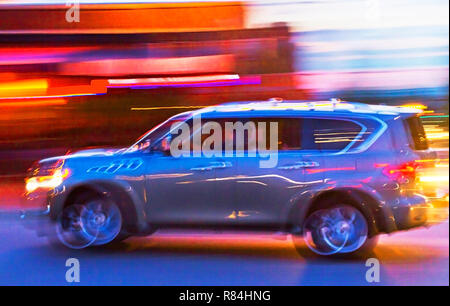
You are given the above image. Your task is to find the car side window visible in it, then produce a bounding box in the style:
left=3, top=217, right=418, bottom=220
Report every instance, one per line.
left=174, top=117, right=303, bottom=154
left=305, top=118, right=363, bottom=152
left=219, top=117, right=301, bottom=152
left=170, top=118, right=231, bottom=154
left=165, top=116, right=367, bottom=155
left=254, top=118, right=302, bottom=151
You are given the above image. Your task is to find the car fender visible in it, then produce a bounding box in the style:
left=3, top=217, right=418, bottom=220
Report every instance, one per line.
left=49, top=178, right=148, bottom=232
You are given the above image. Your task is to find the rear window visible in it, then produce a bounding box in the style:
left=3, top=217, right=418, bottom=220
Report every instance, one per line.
left=404, top=116, right=429, bottom=150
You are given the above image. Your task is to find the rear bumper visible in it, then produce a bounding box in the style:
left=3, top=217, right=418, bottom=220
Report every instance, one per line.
left=391, top=194, right=448, bottom=230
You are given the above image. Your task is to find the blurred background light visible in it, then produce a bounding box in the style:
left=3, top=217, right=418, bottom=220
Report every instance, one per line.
left=0, top=0, right=448, bottom=202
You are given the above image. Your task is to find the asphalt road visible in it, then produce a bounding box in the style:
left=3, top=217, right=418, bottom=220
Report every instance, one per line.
left=0, top=210, right=448, bottom=286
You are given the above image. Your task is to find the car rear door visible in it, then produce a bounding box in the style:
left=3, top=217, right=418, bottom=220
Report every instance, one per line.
left=233, top=116, right=324, bottom=228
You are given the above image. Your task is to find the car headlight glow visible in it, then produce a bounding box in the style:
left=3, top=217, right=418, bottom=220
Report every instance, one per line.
left=25, top=168, right=70, bottom=193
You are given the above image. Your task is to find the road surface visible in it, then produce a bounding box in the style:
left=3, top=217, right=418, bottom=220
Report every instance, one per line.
left=0, top=210, right=448, bottom=286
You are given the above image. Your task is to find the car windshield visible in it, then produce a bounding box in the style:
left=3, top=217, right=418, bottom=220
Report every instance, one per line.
left=127, top=116, right=189, bottom=152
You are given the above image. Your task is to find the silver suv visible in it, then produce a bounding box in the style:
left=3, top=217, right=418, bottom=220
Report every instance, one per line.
left=23, top=100, right=439, bottom=257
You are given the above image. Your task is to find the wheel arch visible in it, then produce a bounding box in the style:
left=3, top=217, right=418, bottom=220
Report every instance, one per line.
left=285, top=186, right=397, bottom=237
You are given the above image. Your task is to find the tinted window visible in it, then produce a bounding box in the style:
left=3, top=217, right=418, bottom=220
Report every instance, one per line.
left=255, top=118, right=301, bottom=151
left=133, top=117, right=187, bottom=152
left=280, top=118, right=302, bottom=150
left=310, top=119, right=363, bottom=152
left=405, top=116, right=429, bottom=150
left=184, top=117, right=302, bottom=152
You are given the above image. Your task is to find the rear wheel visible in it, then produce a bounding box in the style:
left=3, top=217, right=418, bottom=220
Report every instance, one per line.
left=293, top=204, right=378, bottom=259
left=56, top=191, right=125, bottom=249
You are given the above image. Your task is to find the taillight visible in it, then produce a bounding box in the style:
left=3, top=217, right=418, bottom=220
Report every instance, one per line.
left=377, top=162, right=418, bottom=184
left=377, top=160, right=437, bottom=184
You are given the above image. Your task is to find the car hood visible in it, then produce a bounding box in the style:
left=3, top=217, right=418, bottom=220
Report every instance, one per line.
left=38, top=147, right=126, bottom=164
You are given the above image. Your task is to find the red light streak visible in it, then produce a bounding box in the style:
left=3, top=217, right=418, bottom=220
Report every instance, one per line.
left=306, top=167, right=356, bottom=174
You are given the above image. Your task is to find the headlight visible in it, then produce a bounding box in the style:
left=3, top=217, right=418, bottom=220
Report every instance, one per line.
left=25, top=168, right=70, bottom=193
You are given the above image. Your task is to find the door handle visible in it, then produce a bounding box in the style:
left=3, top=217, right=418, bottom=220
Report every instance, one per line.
left=277, top=164, right=303, bottom=170
left=191, top=161, right=232, bottom=171
left=213, top=161, right=232, bottom=169
left=278, top=161, right=319, bottom=170
left=190, top=165, right=214, bottom=171
left=302, top=160, right=320, bottom=168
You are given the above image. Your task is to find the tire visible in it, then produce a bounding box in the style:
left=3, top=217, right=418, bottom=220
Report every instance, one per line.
left=55, top=190, right=125, bottom=249
left=292, top=203, right=378, bottom=259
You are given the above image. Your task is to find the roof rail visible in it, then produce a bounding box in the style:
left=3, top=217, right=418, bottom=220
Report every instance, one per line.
left=195, top=99, right=422, bottom=115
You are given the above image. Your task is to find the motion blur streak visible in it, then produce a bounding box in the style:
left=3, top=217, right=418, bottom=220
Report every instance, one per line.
left=0, top=79, right=48, bottom=98
left=131, top=106, right=210, bottom=111
left=0, top=1, right=245, bottom=33
left=0, top=98, right=67, bottom=107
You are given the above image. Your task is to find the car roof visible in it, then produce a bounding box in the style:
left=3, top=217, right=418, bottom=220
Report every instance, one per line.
left=185, top=99, right=422, bottom=118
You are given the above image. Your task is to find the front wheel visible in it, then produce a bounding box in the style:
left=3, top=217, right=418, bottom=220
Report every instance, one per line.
left=292, top=205, right=378, bottom=259
left=56, top=192, right=124, bottom=249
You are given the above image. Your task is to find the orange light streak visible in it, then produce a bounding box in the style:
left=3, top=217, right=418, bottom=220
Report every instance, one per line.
left=0, top=98, right=67, bottom=107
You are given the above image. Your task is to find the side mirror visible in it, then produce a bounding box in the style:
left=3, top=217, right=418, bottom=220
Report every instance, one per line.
left=155, top=134, right=172, bottom=156
left=137, top=139, right=152, bottom=152
left=161, top=134, right=172, bottom=153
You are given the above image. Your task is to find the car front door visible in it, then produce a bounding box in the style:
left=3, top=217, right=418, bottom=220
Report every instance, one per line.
left=144, top=117, right=236, bottom=226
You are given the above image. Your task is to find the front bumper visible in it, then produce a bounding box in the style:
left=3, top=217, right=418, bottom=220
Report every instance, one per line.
left=20, top=204, right=50, bottom=219
left=22, top=187, right=50, bottom=209
left=21, top=188, right=54, bottom=236
left=19, top=204, right=53, bottom=238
